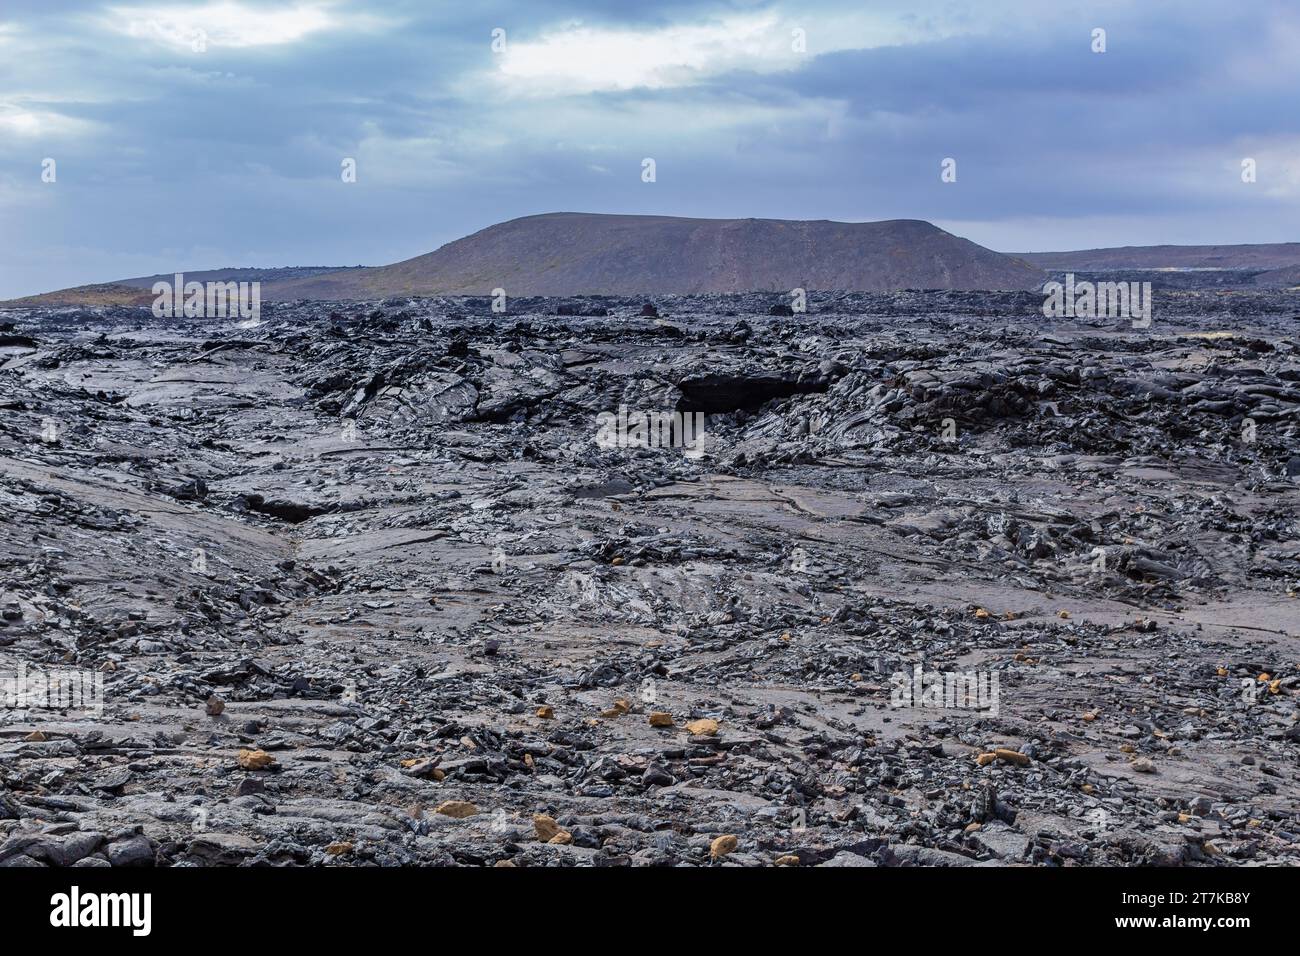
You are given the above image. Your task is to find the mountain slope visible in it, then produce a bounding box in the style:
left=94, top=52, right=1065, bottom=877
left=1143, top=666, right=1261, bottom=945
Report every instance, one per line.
left=263, top=213, right=1043, bottom=298
left=1253, top=264, right=1300, bottom=287
left=1, top=267, right=360, bottom=309
left=5, top=213, right=1045, bottom=306
left=1012, top=243, right=1300, bottom=271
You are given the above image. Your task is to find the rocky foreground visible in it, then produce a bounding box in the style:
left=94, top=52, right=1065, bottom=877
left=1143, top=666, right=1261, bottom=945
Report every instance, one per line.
left=0, top=289, right=1297, bottom=867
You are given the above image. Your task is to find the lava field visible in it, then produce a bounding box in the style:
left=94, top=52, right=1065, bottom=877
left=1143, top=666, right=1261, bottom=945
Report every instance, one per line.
left=0, top=290, right=1297, bottom=867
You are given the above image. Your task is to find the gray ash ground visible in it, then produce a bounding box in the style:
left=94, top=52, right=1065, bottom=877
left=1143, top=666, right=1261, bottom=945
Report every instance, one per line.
left=0, top=289, right=1297, bottom=867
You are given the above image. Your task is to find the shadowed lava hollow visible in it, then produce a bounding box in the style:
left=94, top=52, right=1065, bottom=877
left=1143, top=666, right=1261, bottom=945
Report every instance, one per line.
left=0, top=290, right=1297, bottom=868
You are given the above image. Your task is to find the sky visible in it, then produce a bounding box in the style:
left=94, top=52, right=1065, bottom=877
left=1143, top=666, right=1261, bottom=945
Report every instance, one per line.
left=1, top=0, right=1298, bottom=298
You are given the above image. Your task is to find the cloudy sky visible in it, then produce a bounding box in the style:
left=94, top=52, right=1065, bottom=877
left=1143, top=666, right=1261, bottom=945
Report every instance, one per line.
left=1, top=0, right=1297, bottom=298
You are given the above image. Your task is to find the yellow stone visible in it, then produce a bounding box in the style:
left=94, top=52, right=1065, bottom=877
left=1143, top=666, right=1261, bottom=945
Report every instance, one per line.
left=710, top=834, right=738, bottom=859
left=600, top=699, right=631, bottom=718
left=533, top=814, right=561, bottom=841
left=237, top=749, right=275, bottom=770
left=685, top=718, right=719, bottom=736
left=434, top=800, right=478, bottom=819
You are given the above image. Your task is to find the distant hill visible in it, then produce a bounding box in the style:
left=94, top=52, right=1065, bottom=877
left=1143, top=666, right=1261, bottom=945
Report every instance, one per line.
left=1253, top=264, right=1300, bottom=288
left=14, top=222, right=1300, bottom=308
left=1, top=266, right=361, bottom=309
left=109, top=265, right=368, bottom=289
left=257, top=213, right=1043, bottom=299
left=1013, top=243, right=1300, bottom=272
left=5, top=214, right=1044, bottom=306
left=2, top=283, right=156, bottom=308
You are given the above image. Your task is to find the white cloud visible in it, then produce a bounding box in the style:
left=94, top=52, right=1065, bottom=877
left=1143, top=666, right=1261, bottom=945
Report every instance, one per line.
left=492, top=13, right=801, bottom=95
left=481, top=5, right=1000, bottom=98
left=0, top=104, right=94, bottom=138
left=105, top=2, right=338, bottom=50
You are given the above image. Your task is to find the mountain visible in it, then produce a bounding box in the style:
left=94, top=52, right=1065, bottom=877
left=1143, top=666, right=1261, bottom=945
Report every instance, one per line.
left=1012, top=243, right=1300, bottom=272
left=259, top=213, right=1042, bottom=299
left=1253, top=264, right=1300, bottom=287
left=110, top=265, right=367, bottom=290
left=1, top=283, right=157, bottom=308
left=3, top=213, right=1043, bottom=306
left=0, top=267, right=362, bottom=308
left=15, top=220, right=1300, bottom=307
